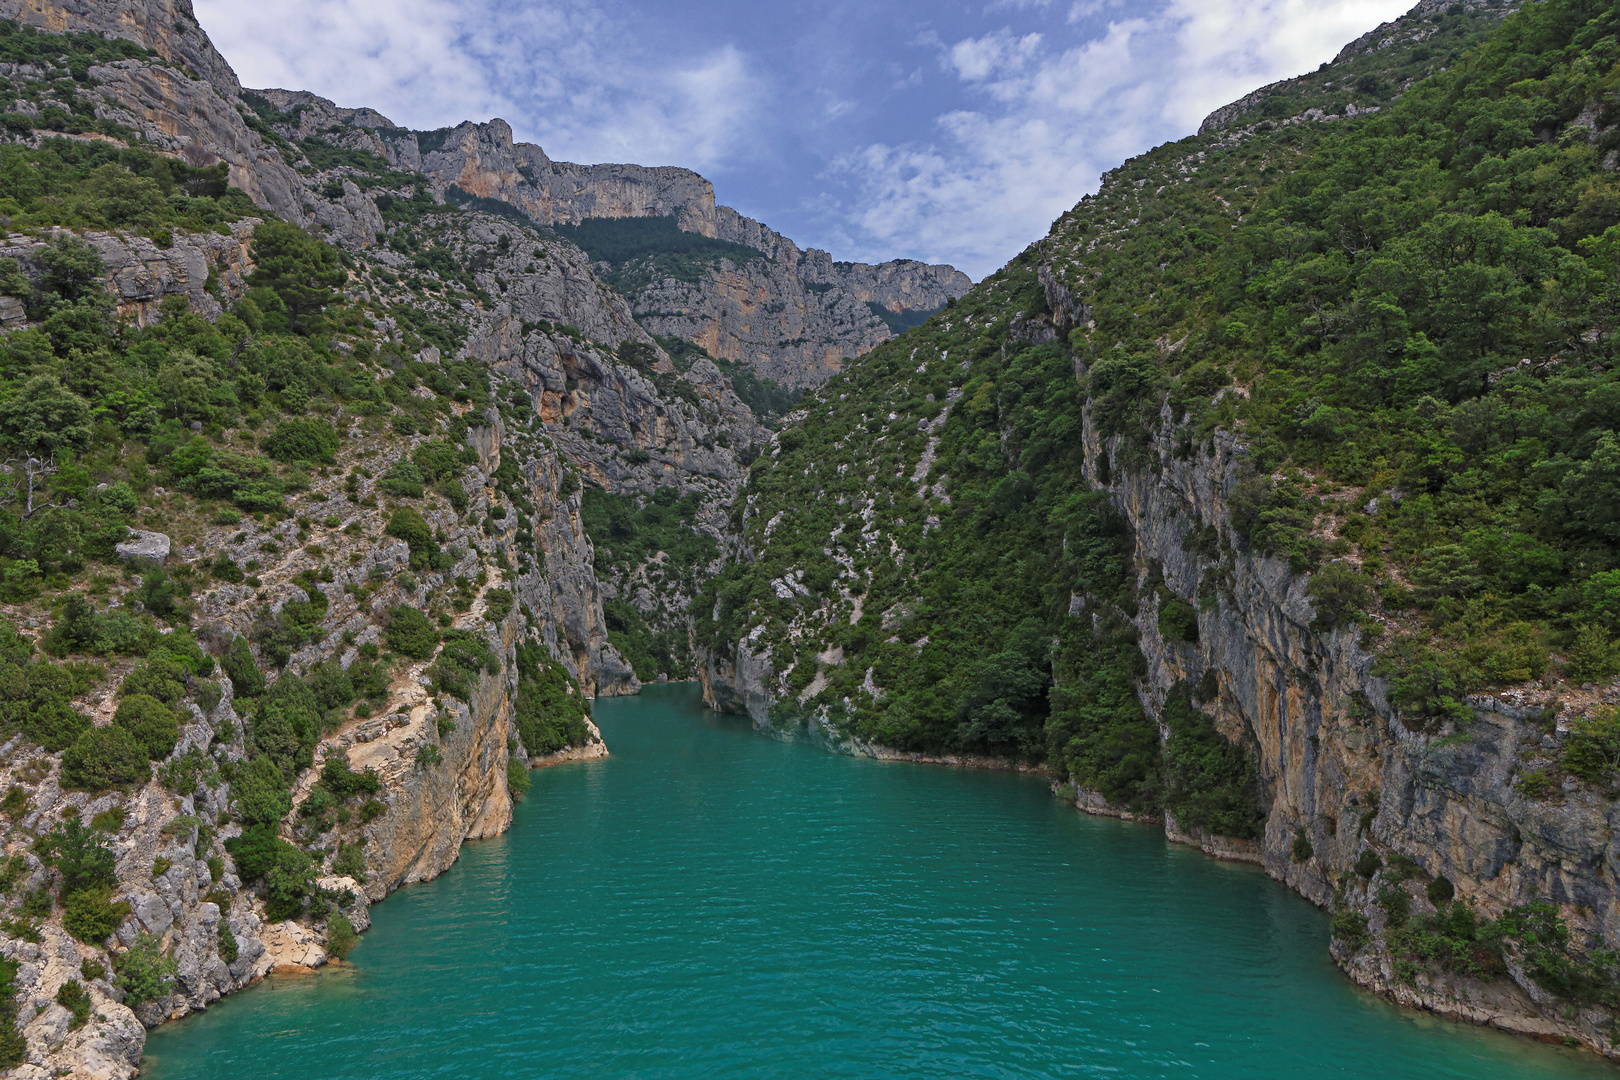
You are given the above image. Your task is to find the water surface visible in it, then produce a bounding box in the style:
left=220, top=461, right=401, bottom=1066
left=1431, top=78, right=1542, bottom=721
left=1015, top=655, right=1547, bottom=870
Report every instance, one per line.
left=143, top=684, right=1613, bottom=1079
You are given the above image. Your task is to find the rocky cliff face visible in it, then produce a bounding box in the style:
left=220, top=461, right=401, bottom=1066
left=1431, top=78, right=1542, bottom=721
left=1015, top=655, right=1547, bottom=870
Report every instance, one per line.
left=0, top=223, right=256, bottom=327
left=244, top=98, right=972, bottom=389
left=0, top=0, right=383, bottom=247
left=0, top=341, right=632, bottom=1076
left=695, top=0, right=1620, bottom=1058
left=1039, top=390, right=1620, bottom=1053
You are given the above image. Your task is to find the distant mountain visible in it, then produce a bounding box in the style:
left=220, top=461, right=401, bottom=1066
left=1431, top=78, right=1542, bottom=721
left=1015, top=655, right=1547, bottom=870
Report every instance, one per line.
left=244, top=93, right=972, bottom=390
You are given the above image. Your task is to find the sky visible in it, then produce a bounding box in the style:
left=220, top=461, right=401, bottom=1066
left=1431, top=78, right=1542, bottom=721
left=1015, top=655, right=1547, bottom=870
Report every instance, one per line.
left=190, top=0, right=1416, bottom=280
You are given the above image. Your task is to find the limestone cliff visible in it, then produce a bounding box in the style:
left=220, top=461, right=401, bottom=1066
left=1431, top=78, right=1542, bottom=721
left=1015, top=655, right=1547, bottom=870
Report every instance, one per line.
left=0, top=0, right=382, bottom=247
left=0, top=223, right=256, bottom=327
left=243, top=97, right=972, bottom=389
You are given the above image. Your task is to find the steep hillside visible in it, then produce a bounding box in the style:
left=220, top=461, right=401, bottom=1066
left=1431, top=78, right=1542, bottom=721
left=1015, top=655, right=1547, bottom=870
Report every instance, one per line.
left=698, top=0, right=1620, bottom=1058
left=0, top=2, right=796, bottom=1076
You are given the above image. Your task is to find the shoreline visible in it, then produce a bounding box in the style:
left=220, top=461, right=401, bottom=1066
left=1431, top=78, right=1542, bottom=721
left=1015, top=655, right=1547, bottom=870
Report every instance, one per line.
left=743, top=704, right=1613, bottom=1063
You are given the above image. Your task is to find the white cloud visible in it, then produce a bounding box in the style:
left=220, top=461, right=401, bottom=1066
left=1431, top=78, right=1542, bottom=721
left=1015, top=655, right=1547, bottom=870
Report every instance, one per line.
left=194, top=0, right=1421, bottom=279
left=191, top=0, right=763, bottom=172
left=947, top=30, right=1044, bottom=82
left=830, top=0, right=1413, bottom=278
left=1066, top=0, right=1128, bottom=24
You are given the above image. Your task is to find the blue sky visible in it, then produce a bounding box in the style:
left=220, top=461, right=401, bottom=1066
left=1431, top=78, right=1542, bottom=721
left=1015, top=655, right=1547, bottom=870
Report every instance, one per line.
left=192, top=0, right=1415, bottom=279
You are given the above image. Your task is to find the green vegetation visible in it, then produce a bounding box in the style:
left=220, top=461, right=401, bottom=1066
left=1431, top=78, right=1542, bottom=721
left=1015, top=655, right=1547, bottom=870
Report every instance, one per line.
left=512, top=642, right=589, bottom=755
left=326, top=913, right=359, bottom=960
left=428, top=631, right=496, bottom=701
left=0, top=959, right=24, bottom=1066
left=384, top=605, right=439, bottom=660
left=115, top=932, right=177, bottom=1006
left=646, top=335, right=802, bottom=424
left=506, top=755, right=531, bottom=801
left=1042, top=0, right=1620, bottom=722
left=0, top=140, right=254, bottom=236
left=581, top=487, right=717, bottom=681
left=865, top=302, right=940, bottom=337
left=61, top=724, right=147, bottom=791
left=55, top=978, right=90, bottom=1028
left=703, top=0, right=1620, bottom=844
left=112, top=693, right=178, bottom=760
left=38, top=817, right=128, bottom=942
left=552, top=215, right=764, bottom=290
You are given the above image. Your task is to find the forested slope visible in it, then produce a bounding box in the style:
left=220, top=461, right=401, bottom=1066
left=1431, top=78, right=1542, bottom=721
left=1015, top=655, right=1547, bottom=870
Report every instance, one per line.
left=698, top=0, right=1620, bottom=1056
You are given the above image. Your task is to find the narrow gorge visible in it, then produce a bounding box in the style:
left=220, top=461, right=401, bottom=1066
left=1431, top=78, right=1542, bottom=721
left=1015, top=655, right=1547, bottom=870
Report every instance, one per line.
left=0, top=0, right=1610, bottom=1076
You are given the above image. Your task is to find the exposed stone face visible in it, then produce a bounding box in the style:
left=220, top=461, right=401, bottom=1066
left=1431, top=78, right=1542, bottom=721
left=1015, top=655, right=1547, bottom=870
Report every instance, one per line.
left=1049, top=385, right=1620, bottom=1052
left=112, top=529, right=170, bottom=565
left=0, top=8, right=385, bottom=250
left=0, top=222, right=256, bottom=326
left=241, top=102, right=973, bottom=389
left=627, top=255, right=892, bottom=391
left=0, top=0, right=240, bottom=94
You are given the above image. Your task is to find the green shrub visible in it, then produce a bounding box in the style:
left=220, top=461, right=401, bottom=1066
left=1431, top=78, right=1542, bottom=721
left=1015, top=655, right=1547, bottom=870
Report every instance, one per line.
left=113, top=693, right=179, bottom=760
left=1291, top=830, right=1314, bottom=862
left=261, top=418, right=338, bottom=463
left=61, top=725, right=147, bottom=791
left=18, top=885, right=50, bottom=918
left=1567, top=624, right=1620, bottom=683
left=114, top=933, right=176, bottom=1006
left=261, top=841, right=314, bottom=921
left=1378, top=885, right=1413, bottom=928
left=120, top=656, right=187, bottom=703
left=320, top=754, right=380, bottom=798
left=414, top=744, right=442, bottom=769
left=507, top=756, right=531, bottom=802
left=88, top=808, right=124, bottom=833
left=1354, top=849, right=1383, bottom=878
left=222, top=821, right=311, bottom=908
left=232, top=755, right=290, bottom=826
left=0, top=958, right=23, bottom=1068
left=428, top=631, right=495, bottom=701
left=54, top=979, right=90, bottom=1028
left=378, top=458, right=425, bottom=498
left=512, top=643, right=589, bottom=755
left=1307, top=563, right=1371, bottom=632
left=331, top=840, right=367, bottom=882
left=222, top=636, right=264, bottom=698
left=21, top=695, right=91, bottom=751
left=1566, top=710, right=1620, bottom=783
left=383, top=506, right=440, bottom=570
left=217, top=921, right=238, bottom=963
left=1427, top=875, right=1456, bottom=906
left=62, top=885, right=129, bottom=943
left=384, top=606, right=438, bottom=660
left=325, top=913, right=359, bottom=960
left=1331, top=911, right=1370, bottom=952
left=1157, top=594, right=1199, bottom=644
left=37, top=817, right=117, bottom=893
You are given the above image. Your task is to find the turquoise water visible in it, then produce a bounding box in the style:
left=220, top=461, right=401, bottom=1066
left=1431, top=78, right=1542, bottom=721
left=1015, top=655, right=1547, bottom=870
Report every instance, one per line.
left=142, top=684, right=1612, bottom=1079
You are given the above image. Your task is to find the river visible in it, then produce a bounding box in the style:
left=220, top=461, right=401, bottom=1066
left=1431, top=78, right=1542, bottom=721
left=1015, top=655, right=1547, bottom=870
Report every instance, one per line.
left=141, top=684, right=1613, bottom=1079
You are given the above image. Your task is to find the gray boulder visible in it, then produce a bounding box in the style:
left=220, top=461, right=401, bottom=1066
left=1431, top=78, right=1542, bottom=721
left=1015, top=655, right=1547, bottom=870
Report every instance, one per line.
left=114, top=530, right=170, bottom=565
